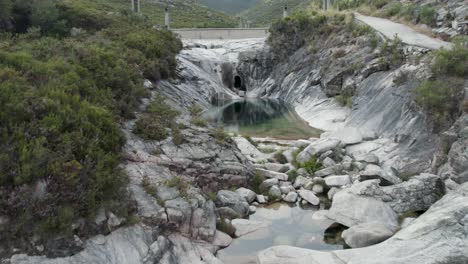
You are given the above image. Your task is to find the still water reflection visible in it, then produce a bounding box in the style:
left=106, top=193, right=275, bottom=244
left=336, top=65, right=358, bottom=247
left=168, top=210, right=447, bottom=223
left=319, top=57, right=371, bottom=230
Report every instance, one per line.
left=217, top=203, right=346, bottom=264
left=205, top=99, right=321, bottom=140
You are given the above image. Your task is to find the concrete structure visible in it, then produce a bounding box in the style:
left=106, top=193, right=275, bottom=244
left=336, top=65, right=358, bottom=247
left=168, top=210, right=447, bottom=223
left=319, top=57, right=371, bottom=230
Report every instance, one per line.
left=173, top=28, right=269, bottom=40
left=131, top=0, right=140, bottom=13
left=283, top=6, right=288, bottom=18
left=165, top=7, right=170, bottom=29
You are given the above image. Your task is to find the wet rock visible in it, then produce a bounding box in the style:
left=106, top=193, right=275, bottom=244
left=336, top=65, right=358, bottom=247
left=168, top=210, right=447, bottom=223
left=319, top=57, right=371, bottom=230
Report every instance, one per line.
left=325, top=175, right=351, bottom=187
left=231, top=219, right=270, bottom=237
left=342, top=222, right=394, bottom=248
left=235, top=187, right=256, bottom=203
left=283, top=192, right=298, bottom=203
left=215, top=191, right=249, bottom=218
left=297, top=190, right=320, bottom=206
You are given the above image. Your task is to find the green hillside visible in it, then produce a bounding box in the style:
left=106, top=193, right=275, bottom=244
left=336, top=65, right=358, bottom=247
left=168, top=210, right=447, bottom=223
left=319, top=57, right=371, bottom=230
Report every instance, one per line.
left=0, top=0, right=225, bottom=253
left=198, top=0, right=260, bottom=14
left=242, top=0, right=314, bottom=26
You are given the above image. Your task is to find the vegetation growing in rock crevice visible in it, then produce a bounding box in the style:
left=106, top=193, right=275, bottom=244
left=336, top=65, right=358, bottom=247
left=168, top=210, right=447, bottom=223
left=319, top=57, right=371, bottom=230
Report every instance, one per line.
left=414, top=40, right=468, bottom=132
left=0, top=0, right=183, bottom=252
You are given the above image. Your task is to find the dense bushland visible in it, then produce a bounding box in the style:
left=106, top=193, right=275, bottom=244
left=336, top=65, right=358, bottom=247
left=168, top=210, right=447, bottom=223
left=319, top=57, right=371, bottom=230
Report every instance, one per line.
left=0, top=0, right=182, bottom=251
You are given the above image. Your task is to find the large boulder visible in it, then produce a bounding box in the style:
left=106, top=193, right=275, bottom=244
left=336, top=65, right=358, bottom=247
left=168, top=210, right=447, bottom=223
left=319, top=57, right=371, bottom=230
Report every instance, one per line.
left=327, top=182, right=398, bottom=231
left=327, top=127, right=363, bottom=145
left=235, top=188, right=256, bottom=204
left=231, top=219, right=270, bottom=237
left=341, top=222, right=394, bottom=248
left=258, top=182, right=468, bottom=264
left=296, top=139, right=341, bottom=164
left=215, top=190, right=249, bottom=218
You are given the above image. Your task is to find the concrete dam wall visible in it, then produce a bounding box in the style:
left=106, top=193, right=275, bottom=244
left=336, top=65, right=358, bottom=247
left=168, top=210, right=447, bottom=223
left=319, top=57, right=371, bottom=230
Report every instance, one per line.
left=173, top=28, right=269, bottom=39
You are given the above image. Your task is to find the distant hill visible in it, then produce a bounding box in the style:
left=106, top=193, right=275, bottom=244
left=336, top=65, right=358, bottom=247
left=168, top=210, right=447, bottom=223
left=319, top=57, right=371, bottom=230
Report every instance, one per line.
left=198, top=0, right=260, bottom=14
left=65, top=0, right=238, bottom=28
left=242, top=0, right=313, bottom=26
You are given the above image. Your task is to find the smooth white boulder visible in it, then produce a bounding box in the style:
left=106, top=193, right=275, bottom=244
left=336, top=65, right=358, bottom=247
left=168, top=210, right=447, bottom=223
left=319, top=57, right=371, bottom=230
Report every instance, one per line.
left=231, top=219, right=270, bottom=237
left=327, top=127, right=363, bottom=145
left=283, top=192, right=298, bottom=203
left=296, top=139, right=341, bottom=164
left=327, top=182, right=399, bottom=231
left=256, top=168, right=288, bottom=181
left=297, top=190, right=320, bottom=205
left=235, top=187, right=256, bottom=204
left=341, top=222, right=394, bottom=248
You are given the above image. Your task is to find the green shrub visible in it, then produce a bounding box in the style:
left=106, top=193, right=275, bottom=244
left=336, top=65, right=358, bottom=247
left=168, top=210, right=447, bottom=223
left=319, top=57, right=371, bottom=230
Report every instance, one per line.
left=381, top=36, right=405, bottom=67
left=134, top=96, right=179, bottom=140
left=288, top=170, right=298, bottom=183
left=189, top=103, right=204, bottom=117
left=217, top=218, right=235, bottom=237
left=419, top=6, right=436, bottom=26
left=300, top=157, right=322, bottom=174
left=335, top=95, right=353, bottom=108
left=383, top=3, right=402, bottom=17
left=291, top=146, right=305, bottom=168
left=165, top=177, right=189, bottom=198
left=172, top=125, right=185, bottom=146
left=252, top=171, right=266, bottom=193
left=274, top=152, right=288, bottom=164
left=142, top=175, right=157, bottom=197
left=432, top=45, right=468, bottom=78
left=414, top=79, right=464, bottom=130
left=192, top=117, right=208, bottom=127
left=213, top=126, right=229, bottom=144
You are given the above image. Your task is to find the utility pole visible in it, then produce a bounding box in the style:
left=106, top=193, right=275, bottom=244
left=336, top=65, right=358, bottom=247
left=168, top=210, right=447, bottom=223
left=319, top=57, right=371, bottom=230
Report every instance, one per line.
left=283, top=5, right=288, bottom=18
left=165, top=7, right=170, bottom=29
left=131, top=0, right=140, bottom=13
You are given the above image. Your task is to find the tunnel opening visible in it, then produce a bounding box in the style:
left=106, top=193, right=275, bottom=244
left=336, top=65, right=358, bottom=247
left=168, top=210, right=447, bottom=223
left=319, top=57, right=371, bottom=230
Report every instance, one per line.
left=234, top=75, right=245, bottom=91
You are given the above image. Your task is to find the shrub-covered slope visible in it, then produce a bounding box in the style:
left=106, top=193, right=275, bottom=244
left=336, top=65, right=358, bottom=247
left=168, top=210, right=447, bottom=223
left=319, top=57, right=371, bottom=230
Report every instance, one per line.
left=198, top=0, right=260, bottom=14
left=0, top=0, right=187, bottom=256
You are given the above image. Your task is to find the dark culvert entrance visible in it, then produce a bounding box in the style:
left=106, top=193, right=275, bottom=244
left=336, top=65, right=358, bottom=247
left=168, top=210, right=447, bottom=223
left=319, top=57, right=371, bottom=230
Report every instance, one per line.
left=234, top=75, right=243, bottom=90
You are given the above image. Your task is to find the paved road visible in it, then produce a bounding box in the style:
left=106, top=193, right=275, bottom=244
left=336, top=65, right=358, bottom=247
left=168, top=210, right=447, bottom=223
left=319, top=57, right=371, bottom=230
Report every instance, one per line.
left=355, top=13, right=453, bottom=50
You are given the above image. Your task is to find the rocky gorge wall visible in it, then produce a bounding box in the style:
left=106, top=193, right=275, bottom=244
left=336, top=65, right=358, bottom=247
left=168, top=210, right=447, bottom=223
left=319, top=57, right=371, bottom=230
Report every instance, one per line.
left=236, top=27, right=466, bottom=180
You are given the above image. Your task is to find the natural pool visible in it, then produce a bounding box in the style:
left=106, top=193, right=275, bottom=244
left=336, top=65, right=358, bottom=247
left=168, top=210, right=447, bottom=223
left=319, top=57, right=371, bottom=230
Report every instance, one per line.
left=205, top=99, right=321, bottom=140
left=217, top=203, right=346, bottom=264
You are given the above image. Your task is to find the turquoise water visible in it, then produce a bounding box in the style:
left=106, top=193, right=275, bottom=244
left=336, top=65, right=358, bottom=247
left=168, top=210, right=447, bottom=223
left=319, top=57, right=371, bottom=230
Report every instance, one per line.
left=206, top=99, right=321, bottom=140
